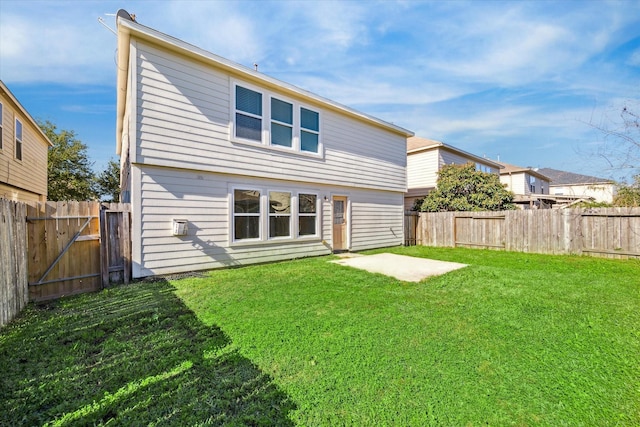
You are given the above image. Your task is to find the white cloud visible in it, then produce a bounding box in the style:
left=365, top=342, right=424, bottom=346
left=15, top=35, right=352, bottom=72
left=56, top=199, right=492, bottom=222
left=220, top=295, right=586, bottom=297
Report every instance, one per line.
left=0, top=7, right=116, bottom=84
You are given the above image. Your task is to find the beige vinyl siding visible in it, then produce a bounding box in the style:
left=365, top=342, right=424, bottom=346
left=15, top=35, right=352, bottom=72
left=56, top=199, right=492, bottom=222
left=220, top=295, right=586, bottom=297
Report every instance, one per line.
left=131, top=164, right=403, bottom=277
left=551, top=183, right=615, bottom=203
left=349, top=190, right=404, bottom=251
left=500, top=172, right=528, bottom=195
left=133, top=42, right=406, bottom=193
left=0, top=182, right=43, bottom=203
left=0, top=96, right=48, bottom=202
left=407, top=150, right=439, bottom=189
left=439, top=149, right=497, bottom=173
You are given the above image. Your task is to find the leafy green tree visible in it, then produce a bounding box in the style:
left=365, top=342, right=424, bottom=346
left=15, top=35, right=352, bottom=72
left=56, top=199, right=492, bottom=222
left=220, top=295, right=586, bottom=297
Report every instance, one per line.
left=613, top=175, right=640, bottom=207
left=96, top=158, right=121, bottom=202
left=40, top=120, right=98, bottom=201
left=419, top=163, right=516, bottom=212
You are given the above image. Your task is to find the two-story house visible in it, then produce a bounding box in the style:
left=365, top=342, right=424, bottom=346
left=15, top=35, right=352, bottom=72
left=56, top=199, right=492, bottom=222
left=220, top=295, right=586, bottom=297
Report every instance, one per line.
left=406, top=136, right=502, bottom=210
left=115, top=12, right=413, bottom=278
left=495, top=161, right=552, bottom=208
left=0, top=80, right=52, bottom=203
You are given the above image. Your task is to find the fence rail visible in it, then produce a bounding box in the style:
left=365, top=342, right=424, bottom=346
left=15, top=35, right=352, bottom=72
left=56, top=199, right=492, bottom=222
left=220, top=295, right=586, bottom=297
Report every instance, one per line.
left=409, top=207, right=640, bottom=259
left=1, top=199, right=28, bottom=327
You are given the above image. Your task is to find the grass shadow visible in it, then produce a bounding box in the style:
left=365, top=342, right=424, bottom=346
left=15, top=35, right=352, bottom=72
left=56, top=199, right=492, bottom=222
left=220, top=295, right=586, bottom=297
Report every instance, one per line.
left=0, top=279, right=296, bottom=426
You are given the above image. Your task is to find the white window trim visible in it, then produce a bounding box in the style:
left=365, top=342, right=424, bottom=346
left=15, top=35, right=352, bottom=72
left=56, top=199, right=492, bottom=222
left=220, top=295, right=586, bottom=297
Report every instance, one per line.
left=229, top=185, right=321, bottom=246
left=0, top=102, right=3, bottom=151
left=297, top=192, right=320, bottom=238
left=230, top=80, right=323, bottom=158
left=231, top=188, right=262, bottom=243
left=15, top=117, right=23, bottom=161
left=268, top=190, right=293, bottom=240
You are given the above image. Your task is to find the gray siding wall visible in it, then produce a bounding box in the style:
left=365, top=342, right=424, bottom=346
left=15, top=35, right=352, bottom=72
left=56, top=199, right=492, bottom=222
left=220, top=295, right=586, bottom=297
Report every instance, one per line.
left=131, top=165, right=402, bottom=277
left=133, top=41, right=406, bottom=193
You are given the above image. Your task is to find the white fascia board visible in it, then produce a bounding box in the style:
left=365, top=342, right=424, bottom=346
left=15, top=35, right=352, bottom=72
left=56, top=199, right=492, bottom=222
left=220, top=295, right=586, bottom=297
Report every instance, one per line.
left=116, top=18, right=413, bottom=139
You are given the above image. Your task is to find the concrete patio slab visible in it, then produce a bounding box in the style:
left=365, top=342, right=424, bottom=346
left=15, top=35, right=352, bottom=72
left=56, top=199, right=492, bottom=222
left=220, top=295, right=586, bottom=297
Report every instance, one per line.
left=331, top=253, right=467, bottom=282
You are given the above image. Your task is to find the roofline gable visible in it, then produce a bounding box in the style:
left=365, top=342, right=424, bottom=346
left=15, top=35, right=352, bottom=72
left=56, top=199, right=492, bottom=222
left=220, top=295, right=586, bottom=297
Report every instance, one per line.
left=0, top=80, right=53, bottom=147
left=407, top=137, right=503, bottom=170
left=116, top=15, right=413, bottom=153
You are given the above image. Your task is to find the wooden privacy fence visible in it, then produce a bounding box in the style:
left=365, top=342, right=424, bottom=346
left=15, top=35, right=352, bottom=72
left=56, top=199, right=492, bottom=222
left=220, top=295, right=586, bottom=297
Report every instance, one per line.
left=411, top=207, right=640, bottom=258
left=1, top=199, right=28, bottom=327
left=27, top=201, right=131, bottom=302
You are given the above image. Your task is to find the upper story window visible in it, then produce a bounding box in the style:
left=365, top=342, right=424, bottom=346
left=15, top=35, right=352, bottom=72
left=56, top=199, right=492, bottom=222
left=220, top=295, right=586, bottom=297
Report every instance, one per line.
left=271, top=98, right=293, bottom=148
left=235, top=86, right=263, bottom=142
left=232, top=82, right=321, bottom=155
left=300, top=108, right=319, bottom=153
left=0, top=102, right=3, bottom=150
left=475, top=163, right=492, bottom=173
left=15, top=118, right=23, bottom=161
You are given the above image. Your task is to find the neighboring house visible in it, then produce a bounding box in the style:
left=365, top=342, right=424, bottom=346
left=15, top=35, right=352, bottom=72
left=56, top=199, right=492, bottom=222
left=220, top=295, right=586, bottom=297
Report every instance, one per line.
left=406, top=136, right=502, bottom=210
left=115, top=12, right=413, bottom=278
left=537, top=168, right=616, bottom=204
left=494, top=161, right=554, bottom=209
left=0, top=80, right=52, bottom=203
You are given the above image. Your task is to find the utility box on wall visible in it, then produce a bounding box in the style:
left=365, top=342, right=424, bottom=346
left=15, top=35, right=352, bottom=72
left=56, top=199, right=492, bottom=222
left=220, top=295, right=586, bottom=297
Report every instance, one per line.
left=172, top=219, right=188, bottom=236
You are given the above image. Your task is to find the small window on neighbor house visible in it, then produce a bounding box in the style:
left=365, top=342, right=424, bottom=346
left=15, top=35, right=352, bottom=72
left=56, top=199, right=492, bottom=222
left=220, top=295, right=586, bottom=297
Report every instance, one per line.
left=300, top=108, right=319, bottom=153
left=298, top=193, right=317, bottom=236
left=235, top=86, right=262, bottom=142
left=269, top=191, right=291, bottom=238
left=0, top=103, right=3, bottom=149
left=271, top=98, right=293, bottom=148
left=15, top=119, right=23, bottom=160
left=234, top=189, right=261, bottom=240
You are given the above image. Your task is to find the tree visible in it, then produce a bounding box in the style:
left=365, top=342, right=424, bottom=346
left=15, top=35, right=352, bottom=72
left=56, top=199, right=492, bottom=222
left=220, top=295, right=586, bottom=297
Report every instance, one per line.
left=95, top=158, right=121, bottom=203
left=590, top=101, right=639, bottom=178
left=419, top=163, right=516, bottom=212
left=613, top=174, right=640, bottom=207
left=40, top=120, right=98, bottom=201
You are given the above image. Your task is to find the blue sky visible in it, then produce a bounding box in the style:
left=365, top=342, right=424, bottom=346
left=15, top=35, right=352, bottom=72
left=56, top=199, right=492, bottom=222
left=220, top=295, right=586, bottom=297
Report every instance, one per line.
left=1, top=0, right=639, bottom=182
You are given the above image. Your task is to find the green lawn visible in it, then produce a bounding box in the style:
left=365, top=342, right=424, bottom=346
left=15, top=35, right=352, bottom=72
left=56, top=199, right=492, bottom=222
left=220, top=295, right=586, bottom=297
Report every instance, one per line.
left=1, top=247, right=639, bottom=425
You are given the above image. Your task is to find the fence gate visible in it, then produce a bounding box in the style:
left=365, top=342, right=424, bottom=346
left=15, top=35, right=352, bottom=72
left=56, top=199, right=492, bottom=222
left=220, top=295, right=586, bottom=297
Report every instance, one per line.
left=100, top=204, right=131, bottom=286
left=404, top=211, right=419, bottom=246
left=26, top=201, right=131, bottom=302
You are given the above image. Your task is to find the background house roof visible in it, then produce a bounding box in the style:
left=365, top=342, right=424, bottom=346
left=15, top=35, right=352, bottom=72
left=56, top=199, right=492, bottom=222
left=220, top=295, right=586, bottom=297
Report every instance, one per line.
left=536, top=168, right=614, bottom=185
left=407, top=136, right=503, bottom=169
left=495, top=161, right=551, bottom=181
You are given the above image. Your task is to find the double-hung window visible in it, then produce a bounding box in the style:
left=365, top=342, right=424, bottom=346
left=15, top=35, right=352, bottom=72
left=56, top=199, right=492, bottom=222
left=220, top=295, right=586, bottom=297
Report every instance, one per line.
left=233, top=82, right=320, bottom=155
left=269, top=191, right=291, bottom=238
left=231, top=188, right=319, bottom=244
left=0, top=103, right=3, bottom=150
left=15, top=119, right=23, bottom=161
left=233, top=189, right=261, bottom=240
left=271, top=98, right=293, bottom=148
left=300, top=108, right=319, bottom=153
left=235, top=86, right=262, bottom=142
left=298, top=193, right=317, bottom=236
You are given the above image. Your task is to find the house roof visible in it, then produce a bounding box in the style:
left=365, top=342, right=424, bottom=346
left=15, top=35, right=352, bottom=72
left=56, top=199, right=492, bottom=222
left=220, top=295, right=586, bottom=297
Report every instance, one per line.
left=407, top=136, right=503, bottom=169
left=115, top=11, right=413, bottom=154
left=494, top=161, right=550, bottom=181
left=0, top=80, right=53, bottom=147
left=536, top=168, right=614, bottom=186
